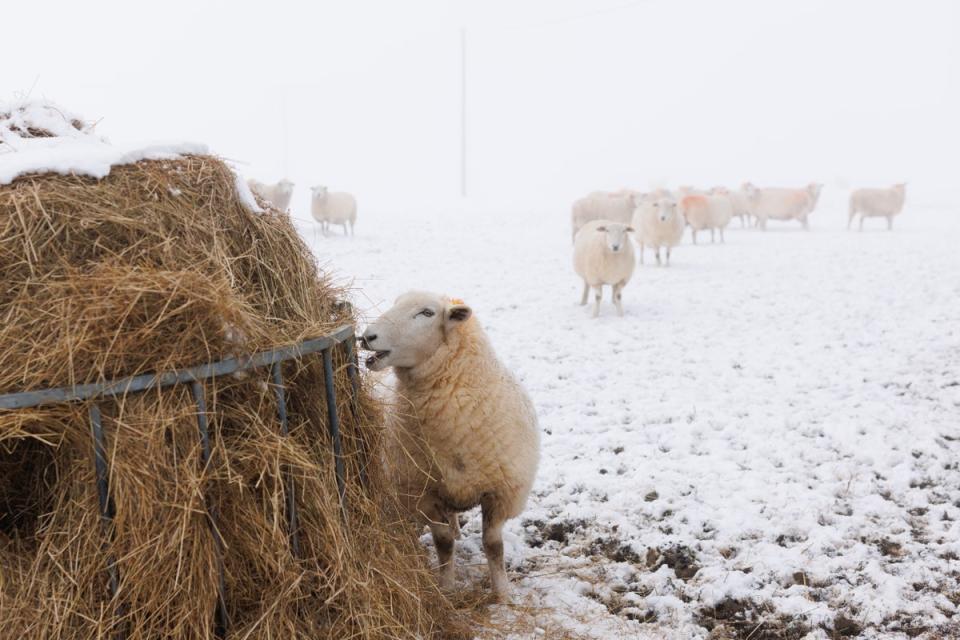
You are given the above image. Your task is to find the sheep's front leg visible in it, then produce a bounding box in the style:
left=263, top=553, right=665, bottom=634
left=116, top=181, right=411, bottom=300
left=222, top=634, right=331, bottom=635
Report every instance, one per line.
left=859, top=216, right=865, bottom=232
left=692, top=229, right=698, bottom=245
left=592, top=286, right=602, bottom=318
left=639, top=243, right=645, bottom=265
left=710, top=228, right=716, bottom=243
left=423, top=503, right=456, bottom=590
left=613, top=282, right=624, bottom=316
left=655, top=247, right=661, bottom=266
left=886, top=216, right=893, bottom=231
left=579, top=280, right=589, bottom=306
left=481, top=500, right=510, bottom=601
left=665, top=246, right=671, bottom=266
left=719, top=228, right=725, bottom=243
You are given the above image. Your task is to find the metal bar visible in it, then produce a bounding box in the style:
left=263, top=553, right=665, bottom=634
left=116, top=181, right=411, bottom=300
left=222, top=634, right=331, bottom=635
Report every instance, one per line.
left=191, top=381, right=229, bottom=639
left=322, top=348, right=347, bottom=521
left=89, top=403, right=124, bottom=639
left=271, top=362, right=300, bottom=558
left=0, top=325, right=356, bottom=410
left=342, top=337, right=368, bottom=488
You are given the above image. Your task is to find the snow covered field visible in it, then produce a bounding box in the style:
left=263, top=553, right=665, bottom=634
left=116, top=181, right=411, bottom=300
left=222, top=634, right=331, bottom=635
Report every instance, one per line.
left=298, top=199, right=960, bottom=639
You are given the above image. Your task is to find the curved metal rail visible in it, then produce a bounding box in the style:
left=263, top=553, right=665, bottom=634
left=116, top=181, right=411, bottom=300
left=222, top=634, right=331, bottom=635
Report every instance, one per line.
left=0, top=324, right=363, bottom=640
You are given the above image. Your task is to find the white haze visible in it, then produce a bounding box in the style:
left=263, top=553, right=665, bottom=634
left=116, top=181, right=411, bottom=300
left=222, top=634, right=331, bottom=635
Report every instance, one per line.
left=4, top=0, right=959, bottom=215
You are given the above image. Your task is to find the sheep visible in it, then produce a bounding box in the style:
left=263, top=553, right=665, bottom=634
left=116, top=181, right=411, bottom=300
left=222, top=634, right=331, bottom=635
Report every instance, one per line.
left=633, top=198, right=684, bottom=266
left=361, top=292, right=540, bottom=601
left=848, top=183, right=906, bottom=230
left=746, top=185, right=814, bottom=230
left=570, top=190, right=638, bottom=242
left=710, top=186, right=752, bottom=228
left=679, top=194, right=732, bottom=244
left=246, top=178, right=294, bottom=212
left=310, top=185, right=357, bottom=236
left=573, top=220, right=636, bottom=317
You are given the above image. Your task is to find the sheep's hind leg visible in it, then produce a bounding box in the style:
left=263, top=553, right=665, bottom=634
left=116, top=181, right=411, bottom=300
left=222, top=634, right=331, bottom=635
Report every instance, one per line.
left=593, top=286, right=602, bottom=318
left=613, top=282, right=624, bottom=316
left=481, top=498, right=510, bottom=601
left=655, top=247, right=661, bottom=266
left=579, top=280, right=589, bottom=306
left=887, top=216, right=893, bottom=231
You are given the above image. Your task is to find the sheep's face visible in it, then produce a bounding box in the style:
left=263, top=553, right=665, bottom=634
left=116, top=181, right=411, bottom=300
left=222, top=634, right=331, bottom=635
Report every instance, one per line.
left=311, top=185, right=328, bottom=199
left=361, top=291, right=472, bottom=372
left=595, top=223, right=633, bottom=253
left=656, top=199, right=677, bottom=223
left=278, top=179, right=294, bottom=194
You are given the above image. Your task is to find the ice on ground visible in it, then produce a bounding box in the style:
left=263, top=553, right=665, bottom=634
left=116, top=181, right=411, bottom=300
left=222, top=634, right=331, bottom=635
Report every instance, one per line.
left=304, top=201, right=958, bottom=639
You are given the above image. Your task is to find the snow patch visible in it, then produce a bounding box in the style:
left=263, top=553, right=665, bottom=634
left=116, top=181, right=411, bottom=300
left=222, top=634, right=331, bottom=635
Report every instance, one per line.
left=0, top=100, right=208, bottom=186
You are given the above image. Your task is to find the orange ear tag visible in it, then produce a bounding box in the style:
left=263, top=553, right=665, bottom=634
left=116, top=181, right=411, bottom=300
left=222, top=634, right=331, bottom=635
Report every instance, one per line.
left=450, top=298, right=465, bottom=305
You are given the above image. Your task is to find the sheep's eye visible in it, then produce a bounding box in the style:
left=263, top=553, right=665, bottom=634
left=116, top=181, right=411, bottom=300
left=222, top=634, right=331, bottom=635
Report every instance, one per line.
left=417, top=308, right=435, bottom=318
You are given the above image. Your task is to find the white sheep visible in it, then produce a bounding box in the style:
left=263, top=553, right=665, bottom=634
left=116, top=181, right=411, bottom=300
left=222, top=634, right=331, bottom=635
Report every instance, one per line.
left=678, top=194, right=732, bottom=244
left=633, top=198, right=684, bottom=266
left=746, top=185, right=814, bottom=230
left=246, top=178, right=294, bottom=212
left=848, top=183, right=906, bottom=230
left=361, top=292, right=540, bottom=601
left=570, top=190, right=638, bottom=242
left=310, top=186, right=357, bottom=236
left=710, top=186, right=752, bottom=228
left=573, top=220, right=636, bottom=317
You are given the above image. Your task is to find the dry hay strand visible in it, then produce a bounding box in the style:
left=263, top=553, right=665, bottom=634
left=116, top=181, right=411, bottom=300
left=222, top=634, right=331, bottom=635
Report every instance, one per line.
left=0, top=155, right=472, bottom=638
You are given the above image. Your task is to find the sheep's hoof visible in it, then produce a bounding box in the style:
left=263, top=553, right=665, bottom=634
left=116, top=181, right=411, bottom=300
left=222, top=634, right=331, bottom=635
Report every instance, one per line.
left=491, top=585, right=513, bottom=605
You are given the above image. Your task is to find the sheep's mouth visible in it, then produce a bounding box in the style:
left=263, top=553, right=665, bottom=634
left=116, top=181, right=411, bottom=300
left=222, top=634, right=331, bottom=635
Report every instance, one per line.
left=365, top=350, right=391, bottom=368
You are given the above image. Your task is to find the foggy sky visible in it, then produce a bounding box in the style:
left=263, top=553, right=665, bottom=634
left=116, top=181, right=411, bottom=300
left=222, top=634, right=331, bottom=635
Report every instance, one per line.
left=4, top=0, right=958, bottom=214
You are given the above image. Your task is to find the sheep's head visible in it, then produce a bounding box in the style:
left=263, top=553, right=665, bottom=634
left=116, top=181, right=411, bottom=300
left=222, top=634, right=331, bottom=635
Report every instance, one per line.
left=361, top=291, right=472, bottom=372
left=655, top=198, right=677, bottom=223
left=311, top=185, right=328, bottom=199
left=277, top=179, right=294, bottom=194
left=595, top=223, right=633, bottom=253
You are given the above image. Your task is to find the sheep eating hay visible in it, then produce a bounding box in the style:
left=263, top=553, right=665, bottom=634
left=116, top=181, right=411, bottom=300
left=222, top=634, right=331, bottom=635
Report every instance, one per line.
left=0, top=102, right=464, bottom=639
left=362, top=292, right=540, bottom=601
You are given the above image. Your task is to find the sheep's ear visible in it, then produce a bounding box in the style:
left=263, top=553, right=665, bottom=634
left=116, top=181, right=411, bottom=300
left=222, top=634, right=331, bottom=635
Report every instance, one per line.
left=446, top=303, right=472, bottom=325
left=595, top=226, right=607, bottom=232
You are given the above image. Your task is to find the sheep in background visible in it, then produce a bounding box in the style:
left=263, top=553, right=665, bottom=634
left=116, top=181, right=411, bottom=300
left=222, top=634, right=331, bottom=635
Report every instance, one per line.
left=746, top=185, right=814, bottom=230
left=848, top=183, right=907, bottom=230
left=247, top=178, right=294, bottom=212
left=633, top=198, right=685, bottom=266
left=711, top=186, right=752, bottom=228
left=679, top=194, right=733, bottom=244
left=361, top=292, right=540, bottom=601
left=573, top=220, right=636, bottom=317
left=570, top=190, right=639, bottom=242
left=311, top=186, right=357, bottom=236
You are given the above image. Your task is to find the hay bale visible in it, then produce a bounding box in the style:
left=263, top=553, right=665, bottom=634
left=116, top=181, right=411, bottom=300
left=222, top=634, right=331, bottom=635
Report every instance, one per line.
left=0, top=107, right=463, bottom=638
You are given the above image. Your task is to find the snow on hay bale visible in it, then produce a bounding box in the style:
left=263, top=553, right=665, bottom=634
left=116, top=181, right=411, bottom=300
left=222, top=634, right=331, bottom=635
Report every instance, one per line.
left=0, top=103, right=462, bottom=638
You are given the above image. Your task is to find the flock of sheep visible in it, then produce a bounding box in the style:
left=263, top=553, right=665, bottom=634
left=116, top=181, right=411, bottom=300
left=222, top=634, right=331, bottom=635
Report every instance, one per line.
left=246, top=178, right=358, bottom=235
left=237, top=176, right=908, bottom=601
left=572, top=182, right=908, bottom=317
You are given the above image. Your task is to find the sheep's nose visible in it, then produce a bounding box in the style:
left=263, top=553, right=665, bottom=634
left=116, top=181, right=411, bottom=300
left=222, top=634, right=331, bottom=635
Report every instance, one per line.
left=360, top=333, right=377, bottom=349
left=612, top=244, right=620, bottom=252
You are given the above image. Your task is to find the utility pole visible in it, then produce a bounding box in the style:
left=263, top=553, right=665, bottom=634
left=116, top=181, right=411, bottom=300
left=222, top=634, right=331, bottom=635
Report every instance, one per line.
left=460, top=27, right=467, bottom=198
